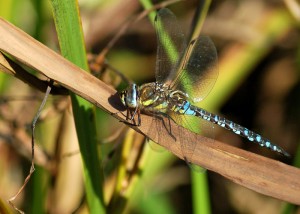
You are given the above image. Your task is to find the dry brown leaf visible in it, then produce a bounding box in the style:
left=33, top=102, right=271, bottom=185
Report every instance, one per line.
left=0, top=18, right=299, bottom=205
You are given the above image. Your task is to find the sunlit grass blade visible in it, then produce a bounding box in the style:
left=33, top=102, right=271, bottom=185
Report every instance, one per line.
left=188, top=2, right=212, bottom=214
left=49, top=0, right=105, bottom=213
left=140, top=1, right=213, bottom=214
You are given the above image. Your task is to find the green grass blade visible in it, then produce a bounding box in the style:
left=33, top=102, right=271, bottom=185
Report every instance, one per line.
left=140, top=0, right=179, bottom=63
left=49, top=0, right=105, bottom=213
left=189, top=0, right=211, bottom=41
left=139, top=0, right=156, bottom=24
left=140, top=1, right=212, bottom=214
left=189, top=2, right=212, bottom=214
left=50, top=0, right=88, bottom=68
left=29, top=166, right=48, bottom=214
left=0, top=0, right=14, bottom=22
left=0, top=0, right=15, bottom=94
left=191, top=171, right=211, bottom=214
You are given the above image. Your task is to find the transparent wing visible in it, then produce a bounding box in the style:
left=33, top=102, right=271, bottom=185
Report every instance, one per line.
left=155, top=8, right=186, bottom=85
left=168, top=111, right=214, bottom=165
left=170, top=36, right=218, bottom=103
left=146, top=115, right=181, bottom=156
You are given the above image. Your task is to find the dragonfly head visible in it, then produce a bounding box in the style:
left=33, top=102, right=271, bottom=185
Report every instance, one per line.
left=119, top=83, right=139, bottom=109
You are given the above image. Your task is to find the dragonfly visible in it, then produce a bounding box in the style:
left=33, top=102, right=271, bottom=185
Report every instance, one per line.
left=119, top=8, right=290, bottom=161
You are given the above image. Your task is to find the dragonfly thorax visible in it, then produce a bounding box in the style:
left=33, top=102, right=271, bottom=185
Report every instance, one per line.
left=138, top=82, right=170, bottom=110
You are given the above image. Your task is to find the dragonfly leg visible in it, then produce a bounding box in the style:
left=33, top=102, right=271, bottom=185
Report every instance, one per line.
left=132, top=108, right=141, bottom=126
left=128, top=106, right=141, bottom=126
left=126, top=108, right=130, bottom=121
left=137, top=108, right=141, bottom=126
left=130, top=106, right=139, bottom=120
left=120, top=108, right=136, bottom=126
left=124, top=108, right=140, bottom=126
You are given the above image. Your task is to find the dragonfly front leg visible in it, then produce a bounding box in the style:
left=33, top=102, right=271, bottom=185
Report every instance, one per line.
left=126, top=108, right=130, bottom=121
left=123, top=108, right=136, bottom=125
left=124, top=107, right=141, bottom=126
left=128, top=105, right=141, bottom=126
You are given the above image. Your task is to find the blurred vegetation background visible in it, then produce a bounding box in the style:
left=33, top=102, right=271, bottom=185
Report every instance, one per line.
left=0, top=0, right=299, bottom=213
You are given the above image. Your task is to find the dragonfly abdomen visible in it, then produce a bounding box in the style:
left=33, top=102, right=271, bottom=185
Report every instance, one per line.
left=188, top=105, right=290, bottom=157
